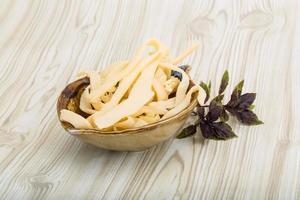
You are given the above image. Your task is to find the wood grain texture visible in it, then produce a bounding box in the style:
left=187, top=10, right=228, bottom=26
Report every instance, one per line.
left=0, top=0, right=299, bottom=199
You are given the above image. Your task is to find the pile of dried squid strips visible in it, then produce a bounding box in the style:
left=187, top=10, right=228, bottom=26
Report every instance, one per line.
left=60, top=39, right=202, bottom=131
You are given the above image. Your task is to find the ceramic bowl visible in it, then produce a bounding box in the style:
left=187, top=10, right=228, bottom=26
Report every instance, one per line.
left=57, top=77, right=198, bottom=151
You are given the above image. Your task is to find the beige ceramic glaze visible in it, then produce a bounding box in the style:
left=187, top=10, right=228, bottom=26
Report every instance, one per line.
left=57, top=77, right=198, bottom=151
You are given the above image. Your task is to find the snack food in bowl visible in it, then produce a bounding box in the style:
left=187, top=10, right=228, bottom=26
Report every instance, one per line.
left=57, top=38, right=201, bottom=151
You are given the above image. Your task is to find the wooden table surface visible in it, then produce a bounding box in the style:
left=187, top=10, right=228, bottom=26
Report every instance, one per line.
left=0, top=0, right=300, bottom=199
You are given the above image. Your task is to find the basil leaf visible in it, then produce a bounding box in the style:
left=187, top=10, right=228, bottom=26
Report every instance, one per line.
left=177, top=125, right=197, bottom=139
left=227, top=80, right=244, bottom=107
left=234, top=80, right=244, bottom=96
left=219, top=70, right=229, bottom=94
left=235, top=110, right=263, bottom=125
left=200, top=121, right=236, bottom=140
left=206, top=99, right=223, bottom=122
left=220, top=109, right=229, bottom=122
left=239, top=93, right=256, bottom=109
left=249, top=104, right=255, bottom=110
left=197, top=106, right=205, bottom=120
left=212, top=94, right=224, bottom=103
left=200, top=81, right=211, bottom=104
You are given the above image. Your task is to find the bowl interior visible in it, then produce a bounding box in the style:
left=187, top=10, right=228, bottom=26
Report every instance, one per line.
left=57, top=77, right=198, bottom=135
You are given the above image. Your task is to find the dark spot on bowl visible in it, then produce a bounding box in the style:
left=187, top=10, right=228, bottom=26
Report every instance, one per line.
left=57, top=77, right=90, bottom=129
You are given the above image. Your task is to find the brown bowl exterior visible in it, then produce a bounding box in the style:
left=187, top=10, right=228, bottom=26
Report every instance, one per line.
left=57, top=77, right=198, bottom=151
